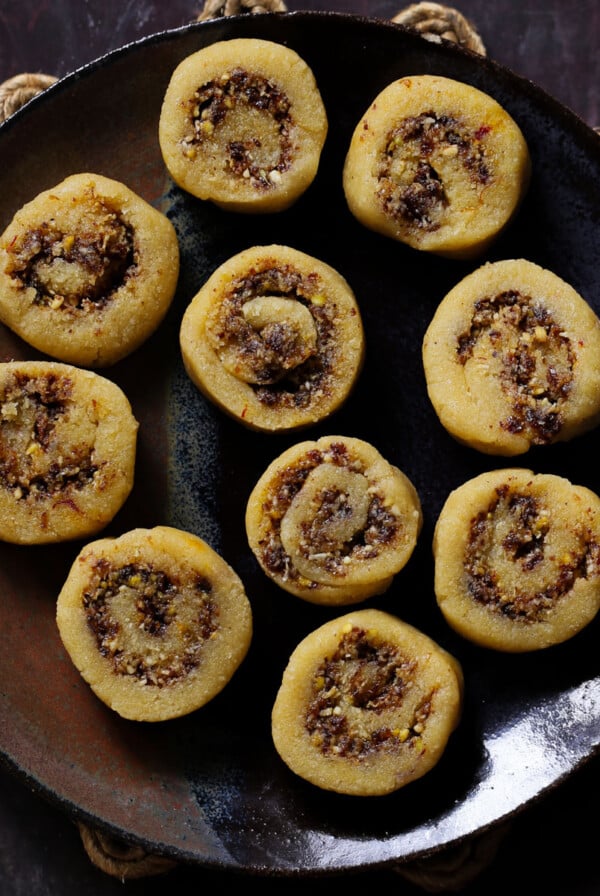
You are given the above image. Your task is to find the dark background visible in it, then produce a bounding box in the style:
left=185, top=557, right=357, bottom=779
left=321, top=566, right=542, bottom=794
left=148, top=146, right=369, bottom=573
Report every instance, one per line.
left=0, top=1, right=599, bottom=894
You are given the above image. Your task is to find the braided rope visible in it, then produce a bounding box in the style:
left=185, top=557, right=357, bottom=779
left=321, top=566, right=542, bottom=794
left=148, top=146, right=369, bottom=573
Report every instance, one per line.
left=196, top=0, right=287, bottom=20
left=77, top=822, right=176, bottom=881
left=0, top=72, right=57, bottom=123
left=392, top=2, right=487, bottom=55
left=394, top=823, right=511, bottom=891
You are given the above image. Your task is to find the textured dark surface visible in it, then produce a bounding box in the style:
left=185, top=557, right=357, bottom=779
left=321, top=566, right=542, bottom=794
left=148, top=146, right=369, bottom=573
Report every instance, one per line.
left=1, top=2, right=600, bottom=893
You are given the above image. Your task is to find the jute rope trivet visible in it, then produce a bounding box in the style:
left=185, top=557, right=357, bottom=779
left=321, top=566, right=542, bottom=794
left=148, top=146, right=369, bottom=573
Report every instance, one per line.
left=196, top=0, right=287, bottom=20
left=73, top=816, right=510, bottom=886
left=391, top=1, right=486, bottom=54
left=76, top=822, right=177, bottom=881
left=0, top=72, right=57, bottom=122
left=394, top=824, right=511, bottom=892
left=0, top=2, right=565, bottom=889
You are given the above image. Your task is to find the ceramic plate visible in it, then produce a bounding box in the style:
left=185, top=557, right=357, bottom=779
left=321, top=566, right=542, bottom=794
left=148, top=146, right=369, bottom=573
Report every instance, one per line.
left=1, top=10, right=600, bottom=875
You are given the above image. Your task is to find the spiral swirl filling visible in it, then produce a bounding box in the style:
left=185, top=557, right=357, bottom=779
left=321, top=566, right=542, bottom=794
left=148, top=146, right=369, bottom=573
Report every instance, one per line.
left=466, top=484, right=600, bottom=622
left=257, top=442, right=400, bottom=586
left=306, top=625, right=431, bottom=758
left=457, top=290, right=575, bottom=443
left=83, top=560, right=219, bottom=687
left=206, top=265, right=337, bottom=409
left=376, top=111, right=491, bottom=230
left=0, top=372, right=97, bottom=499
left=6, top=197, right=135, bottom=311
left=184, top=68, right=294, bottom=189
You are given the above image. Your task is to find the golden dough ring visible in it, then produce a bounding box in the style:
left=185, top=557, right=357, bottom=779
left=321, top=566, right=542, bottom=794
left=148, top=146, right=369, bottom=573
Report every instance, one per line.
left=433, top=468, right=600, bottom=652
left=245, top=435, right=423, bottom=604
left=180, top=244, right=365, bottom=433
left=158, top=38, right=327, bottom=213
left=56, top=526, right=253, bottom=721
left=422, top=258, right=600, bottom=455
left=271, top=608, right=463, bottom=796
left=343, top=73, right=531, bottom=259
left=0, top=172, right=180, bottom=367
left=0, top=360, right=138, bottom=545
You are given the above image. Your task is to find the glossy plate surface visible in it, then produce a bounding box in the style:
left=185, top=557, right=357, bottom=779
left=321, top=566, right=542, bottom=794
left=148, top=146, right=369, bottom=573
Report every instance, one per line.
left=1, top=10, right=600, bottom=875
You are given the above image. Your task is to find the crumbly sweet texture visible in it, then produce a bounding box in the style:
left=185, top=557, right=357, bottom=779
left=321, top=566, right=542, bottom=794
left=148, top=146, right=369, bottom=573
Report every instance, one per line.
left=422, top=259, right=600, bottom=455
left=0, top=173, right=180, bottom=367
left=180, top=245, right=365, bottom=432
left=245, top=435, right=423, bottom=604
left=158, top=38, right=328, bottom=213
left=0, top=360, right=138, bottom=544
left=271, top=608, right=463, bottom=796
left=433, top=468, right=600, bottom=652
left=56, top=525, right=253, bottom=722
left=343, top=74, right=531, bottom=259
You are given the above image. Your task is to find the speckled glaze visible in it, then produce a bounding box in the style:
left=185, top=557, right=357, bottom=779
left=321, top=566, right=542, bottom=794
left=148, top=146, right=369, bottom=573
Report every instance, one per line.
left=1, top=11, right=600, bottom=875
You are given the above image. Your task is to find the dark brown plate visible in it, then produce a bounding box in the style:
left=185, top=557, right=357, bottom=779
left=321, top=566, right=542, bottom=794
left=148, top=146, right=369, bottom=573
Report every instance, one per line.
left=1, top=10, right=600, bottom=875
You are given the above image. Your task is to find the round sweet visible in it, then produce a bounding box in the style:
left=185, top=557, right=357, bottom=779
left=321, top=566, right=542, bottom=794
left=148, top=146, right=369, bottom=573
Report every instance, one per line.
left=245, top=435, right=423, bottom=604
left=158, top=38, right=328, bottom=213
left=180, top=245, right=365, bottom=432
left=343, top=74, right=531, bottom=258
left=422, top=259, right=600, bottom=455
left=0, top=173, right=180, bottom=367
left=0, top=360, right=138, bottom=544
left=56, top=525, right=253, bottom=722
left=433, top=468, right=600, bottom=652
left=271, top=608, right=463, bottom=796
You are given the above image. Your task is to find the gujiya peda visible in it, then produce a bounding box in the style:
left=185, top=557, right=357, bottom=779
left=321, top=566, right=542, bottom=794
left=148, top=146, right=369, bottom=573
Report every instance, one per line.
left=433, top=468, right=600, bottom=652
left=422, top=259, right=600, bottom=455
left=0, top=173, right=180, bottom=367
left=180, top=245, right=365, bottom=432
left=271, top=608, right=463, bottom=796
left=246, top=435, right=423, bottom=605
left=0, top=360, right=138, bottom=544
left=56, top=526, right=253, bottom=722
left=158, top=38, right=328, bottom=213
left=343, top=74, right=531, bottom=258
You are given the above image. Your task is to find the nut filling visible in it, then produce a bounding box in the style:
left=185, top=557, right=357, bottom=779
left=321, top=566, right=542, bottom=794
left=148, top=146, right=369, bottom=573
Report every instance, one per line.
left=376, top=111, right=491, bottom=231
left=258, top=442, right=400, bottom=585
left=0, top=372, right=97, bottom=499
left=306, top=626, right=431, bottom=758
left=206, top=265, right=337, bottom=410
left=183, top=68, right=294, bottom=189
left=457, top=289, right=575, bottom=443
left=83, top=560, right=219, bottom=687
left=5, top=195, right=135, bottom=312
left=466, top=485, right=600, bottom=622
